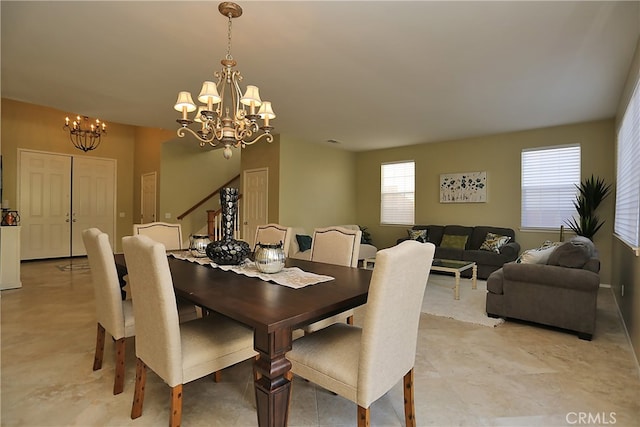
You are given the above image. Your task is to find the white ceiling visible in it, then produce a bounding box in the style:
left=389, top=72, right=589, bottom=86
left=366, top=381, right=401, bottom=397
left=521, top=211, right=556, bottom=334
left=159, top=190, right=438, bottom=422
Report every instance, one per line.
left=2, top=1, right=639, bottom=152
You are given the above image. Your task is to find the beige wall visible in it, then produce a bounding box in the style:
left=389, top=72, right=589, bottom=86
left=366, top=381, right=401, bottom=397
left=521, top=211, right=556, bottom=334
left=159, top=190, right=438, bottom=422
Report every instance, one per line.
left=279, top=136, right=357, bottom=231
left=159, top=138, right=241, bottom=246
left=355, top=119, right=615, bottom=284
left=612, top=36, right=640, bottom=363
left=1, top=98, right=136, bottom=252
left=133, top=127, right=174, bottom=223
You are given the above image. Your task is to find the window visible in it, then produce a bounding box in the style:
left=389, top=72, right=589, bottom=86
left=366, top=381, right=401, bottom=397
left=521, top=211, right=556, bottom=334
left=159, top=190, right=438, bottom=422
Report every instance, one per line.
left=381, top=161, right=415, bottom=225
left=521, top=144, right=581, bottom=229
left=614, top=78, right=640, bottom=250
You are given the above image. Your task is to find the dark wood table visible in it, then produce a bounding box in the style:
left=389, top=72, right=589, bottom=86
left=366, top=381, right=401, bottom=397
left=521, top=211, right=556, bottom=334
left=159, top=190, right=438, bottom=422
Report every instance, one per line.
left=116, top=254, right=372, bottom=427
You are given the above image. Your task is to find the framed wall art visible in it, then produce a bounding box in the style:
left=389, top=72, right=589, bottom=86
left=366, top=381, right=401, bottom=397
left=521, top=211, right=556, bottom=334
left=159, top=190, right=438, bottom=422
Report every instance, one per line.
left=440, top=171, right=487, bottom=203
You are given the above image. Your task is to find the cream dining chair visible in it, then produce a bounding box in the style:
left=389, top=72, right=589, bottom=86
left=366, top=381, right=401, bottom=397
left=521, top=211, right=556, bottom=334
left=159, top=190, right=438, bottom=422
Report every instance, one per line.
left=133, top=221, right=183, bottom=250
left=82, top=228, right=135, bottom=395
left=303, top=226, right=362, bottom=333
left=133, top=221, right=200, bottom=322
left=253, top=223, right=293, bottom=256
left=287, top=240, right=435, bottom=427
left=122, top=235, right=257, bottom=427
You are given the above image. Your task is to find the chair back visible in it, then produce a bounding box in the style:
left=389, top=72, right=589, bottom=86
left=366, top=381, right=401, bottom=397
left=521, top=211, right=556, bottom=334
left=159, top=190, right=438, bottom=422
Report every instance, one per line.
left=133, top=222, right=183, bottom=250
left=122, top=235, right=183, bottom=386
left=310, top=226, right=361, bottom=268
left=82, top=228, right=130, bottom=339
left=357, top=240, right=435, bottom=407
left=254, top=223, right=293, bottom=256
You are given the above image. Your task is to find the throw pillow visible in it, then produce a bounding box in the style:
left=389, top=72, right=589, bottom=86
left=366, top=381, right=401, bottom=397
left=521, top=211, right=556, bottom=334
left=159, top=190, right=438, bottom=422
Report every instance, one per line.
left=407, top=228, right=428, bottom=243
left=479, top=232, right=511, bottom=253
left=440, top=234, right=468, bottom=250
left=547, top=240, right=591, bottom=268
left=517, top=245, right=558, bottom=264
left=295, top=234, right=312, bottom=252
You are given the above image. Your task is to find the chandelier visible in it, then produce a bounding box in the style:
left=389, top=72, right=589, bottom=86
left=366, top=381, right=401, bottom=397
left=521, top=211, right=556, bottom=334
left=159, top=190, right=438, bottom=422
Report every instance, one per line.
left=173, top=2, right=275, bottom=160
left=63, top=115, right=107, bottom=152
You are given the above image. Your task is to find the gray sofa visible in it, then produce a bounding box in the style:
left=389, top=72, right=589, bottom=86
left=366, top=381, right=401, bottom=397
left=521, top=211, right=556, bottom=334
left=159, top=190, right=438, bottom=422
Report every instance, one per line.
left=399, top=225, right=520, bottom=279
left=486, top=237, right=600, bottom=340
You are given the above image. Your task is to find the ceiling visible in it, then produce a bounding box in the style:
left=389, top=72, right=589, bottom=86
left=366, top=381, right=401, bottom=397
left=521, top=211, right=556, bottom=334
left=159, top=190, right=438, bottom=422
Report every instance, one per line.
left=2, top=1, right=639, bottom=152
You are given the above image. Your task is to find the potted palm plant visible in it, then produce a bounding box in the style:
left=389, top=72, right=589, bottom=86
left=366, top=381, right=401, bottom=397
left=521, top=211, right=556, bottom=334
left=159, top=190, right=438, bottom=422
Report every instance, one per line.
left=564, top=175, right=612, bottom=240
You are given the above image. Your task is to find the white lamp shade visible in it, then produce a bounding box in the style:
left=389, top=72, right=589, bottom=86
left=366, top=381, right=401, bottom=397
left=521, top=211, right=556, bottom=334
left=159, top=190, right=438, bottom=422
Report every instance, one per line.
left=240, top=85, right=262, bottom=107
left=258, top=101, right=276, bottom=119
left=174, top=91, right=197, bottom=112
left=198, top=81, right=221, bottom=104
left=193, top=106, right=207, bottom=123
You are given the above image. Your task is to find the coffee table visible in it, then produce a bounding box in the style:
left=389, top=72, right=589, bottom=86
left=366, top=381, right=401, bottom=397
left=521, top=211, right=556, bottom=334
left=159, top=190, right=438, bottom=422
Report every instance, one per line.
left=431, top=259, right=477, bottom=300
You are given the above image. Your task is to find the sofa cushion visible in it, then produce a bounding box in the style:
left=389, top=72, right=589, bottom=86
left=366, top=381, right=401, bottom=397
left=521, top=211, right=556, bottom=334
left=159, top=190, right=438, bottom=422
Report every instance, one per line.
left=516, top=241, right=561, bottom=264
left=463, top=250, right=511, bottom=267
left=547, top=241, right=591, bottom=268
left=441, top=234, right=468, bottom=250
left=479, top=232, right=511, bottom=253
left=295, top=234, right=313, bottom=252
left=407, top=228, right=428, bottom=243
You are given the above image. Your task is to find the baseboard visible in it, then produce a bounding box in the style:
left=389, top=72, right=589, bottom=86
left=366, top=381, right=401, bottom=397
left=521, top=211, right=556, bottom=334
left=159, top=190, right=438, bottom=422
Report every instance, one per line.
left=610, top=287, right=640, bottom=378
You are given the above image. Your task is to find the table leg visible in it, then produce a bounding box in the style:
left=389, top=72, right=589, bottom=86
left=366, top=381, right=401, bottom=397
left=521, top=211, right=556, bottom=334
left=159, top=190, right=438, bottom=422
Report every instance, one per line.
left=254, top=328, right=293, bottom=427
left=454, top=271, right=460, bottom=300
left=472, top=264, right=477, bottom=290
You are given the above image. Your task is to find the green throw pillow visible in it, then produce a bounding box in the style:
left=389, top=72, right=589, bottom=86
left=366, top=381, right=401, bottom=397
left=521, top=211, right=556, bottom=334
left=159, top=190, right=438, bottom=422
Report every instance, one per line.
left=479, top=232, right=511, bottom=253
left=407, top=229, right=428, bottom=243
left=295, top=234, right=312, bottom=252
left=440, top=234, right=468, bottom=250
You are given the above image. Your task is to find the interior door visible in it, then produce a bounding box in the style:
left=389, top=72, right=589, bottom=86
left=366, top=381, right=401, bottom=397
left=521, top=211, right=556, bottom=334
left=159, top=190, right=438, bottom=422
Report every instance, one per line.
left=141, top=172, right=157, bottom=223
left=71, top=157, right=116, bottom=255
left=19, top=151, right=72, bottom=259
left=242, top=168, right=268, bottom=248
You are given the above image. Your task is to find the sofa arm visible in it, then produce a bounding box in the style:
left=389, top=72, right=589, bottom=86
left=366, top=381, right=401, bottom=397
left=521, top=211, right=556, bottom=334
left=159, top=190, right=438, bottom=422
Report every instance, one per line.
left=499, top=242, right=520, bottom=259
left=503, top=263, right=599, bottom=292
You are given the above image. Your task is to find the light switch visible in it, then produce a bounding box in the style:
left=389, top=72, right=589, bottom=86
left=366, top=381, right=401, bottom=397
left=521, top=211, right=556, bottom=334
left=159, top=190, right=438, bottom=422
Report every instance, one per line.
left=119, top=212, right=125, bottom=218
left=165, top=213, right=171, bottom=219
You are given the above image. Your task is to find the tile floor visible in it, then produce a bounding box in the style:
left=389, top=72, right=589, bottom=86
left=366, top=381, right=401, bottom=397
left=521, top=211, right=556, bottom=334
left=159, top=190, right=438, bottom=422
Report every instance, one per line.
left=1, top=258, right=639, bottom=426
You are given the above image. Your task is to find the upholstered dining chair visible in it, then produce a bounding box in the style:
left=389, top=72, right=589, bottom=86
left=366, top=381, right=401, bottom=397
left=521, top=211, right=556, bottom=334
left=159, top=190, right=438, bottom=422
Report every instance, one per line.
left=303, top=226, right=362, bottom=332
left=82, top=228, right=135, bottom=395
left=133, top=221, right=200, bottom=321
left=287, top=240, right=435, bottom=427
left=133, top=221, right=183, bottom=250
left=122, top=235, right=257, bottom=427
left=253, top=223, right=293, bottom=256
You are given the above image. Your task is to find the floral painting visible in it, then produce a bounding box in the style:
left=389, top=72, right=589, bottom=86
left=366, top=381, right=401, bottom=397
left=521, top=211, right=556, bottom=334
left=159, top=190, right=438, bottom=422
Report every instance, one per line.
left=440, top=171, right=487, bottom=203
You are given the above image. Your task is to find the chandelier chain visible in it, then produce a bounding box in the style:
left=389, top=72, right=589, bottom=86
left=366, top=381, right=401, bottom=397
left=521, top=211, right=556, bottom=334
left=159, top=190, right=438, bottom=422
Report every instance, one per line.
left=226, top=14, right=233, bottom=61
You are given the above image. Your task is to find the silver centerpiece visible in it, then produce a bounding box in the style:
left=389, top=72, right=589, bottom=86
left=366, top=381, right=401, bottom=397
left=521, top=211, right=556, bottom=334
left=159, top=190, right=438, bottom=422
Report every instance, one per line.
left=189, top=234, right=211, bottom=258
left=254, top=241, right=285, bottom=274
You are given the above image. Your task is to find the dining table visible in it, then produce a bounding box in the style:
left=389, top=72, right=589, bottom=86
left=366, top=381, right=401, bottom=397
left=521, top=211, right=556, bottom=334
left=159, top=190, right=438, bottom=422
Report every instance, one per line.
left=115, top=252, right=373, bottom=427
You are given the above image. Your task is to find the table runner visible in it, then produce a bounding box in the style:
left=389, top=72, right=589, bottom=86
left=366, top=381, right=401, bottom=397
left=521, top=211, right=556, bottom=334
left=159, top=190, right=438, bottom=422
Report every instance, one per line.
left=169, top=252, right=334, bottom=289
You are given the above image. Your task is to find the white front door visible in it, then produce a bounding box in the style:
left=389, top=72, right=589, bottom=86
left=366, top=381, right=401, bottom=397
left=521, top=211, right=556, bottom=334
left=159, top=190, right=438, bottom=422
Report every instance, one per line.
left=71, top=157, right=117, bottom=255
left=242, top=168, right=268, bottom=248
left=19, top=151, right=72, bottom=259
left=141, top=172, right=157, bottom=223
left=19, top=150, right=117, bottom=260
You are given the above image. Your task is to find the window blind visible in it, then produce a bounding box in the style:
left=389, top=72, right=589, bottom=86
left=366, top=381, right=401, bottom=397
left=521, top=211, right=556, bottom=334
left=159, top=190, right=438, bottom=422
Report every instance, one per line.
left=381, top=161, right=415, bottom=225
left=521, top=145, right=581, bottom=229
left=614, top=78, right=640, bottom=248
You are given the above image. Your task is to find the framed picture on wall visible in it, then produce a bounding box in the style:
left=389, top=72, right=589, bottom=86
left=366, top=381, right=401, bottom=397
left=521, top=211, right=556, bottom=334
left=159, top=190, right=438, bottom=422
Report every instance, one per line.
left=440, top=171, right=487, bottom=203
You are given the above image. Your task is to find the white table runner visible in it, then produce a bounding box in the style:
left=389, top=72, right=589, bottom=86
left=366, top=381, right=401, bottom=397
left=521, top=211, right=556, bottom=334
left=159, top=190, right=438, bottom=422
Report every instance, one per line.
left=169, top=252, right=334, bottom=289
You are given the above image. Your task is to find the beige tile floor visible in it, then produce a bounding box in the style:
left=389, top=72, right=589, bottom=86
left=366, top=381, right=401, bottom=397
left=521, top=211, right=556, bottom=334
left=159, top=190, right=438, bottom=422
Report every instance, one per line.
left=2, top=258, right=639, bottom=426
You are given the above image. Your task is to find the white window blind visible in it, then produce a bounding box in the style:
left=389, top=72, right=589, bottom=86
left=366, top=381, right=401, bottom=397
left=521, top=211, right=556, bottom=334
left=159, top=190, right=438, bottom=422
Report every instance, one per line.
left=381, top=161, right=415, bottom=225
left=614, top=78, right=640, bottom=249
left=521, top=145, right=581, bottom=229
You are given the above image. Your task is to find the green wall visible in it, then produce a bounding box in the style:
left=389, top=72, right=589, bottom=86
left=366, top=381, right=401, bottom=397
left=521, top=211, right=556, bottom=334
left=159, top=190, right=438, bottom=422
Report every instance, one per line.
left=278, top=136, right=357, bottom=231
left=355, top=119, right=615, bottom=285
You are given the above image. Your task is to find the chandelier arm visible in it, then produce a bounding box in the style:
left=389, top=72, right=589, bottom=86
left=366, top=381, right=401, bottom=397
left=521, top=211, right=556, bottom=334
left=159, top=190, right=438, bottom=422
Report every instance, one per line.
left=241, top=131, right=274, bottom=146
left=177, top=126, right=221, bottom=146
